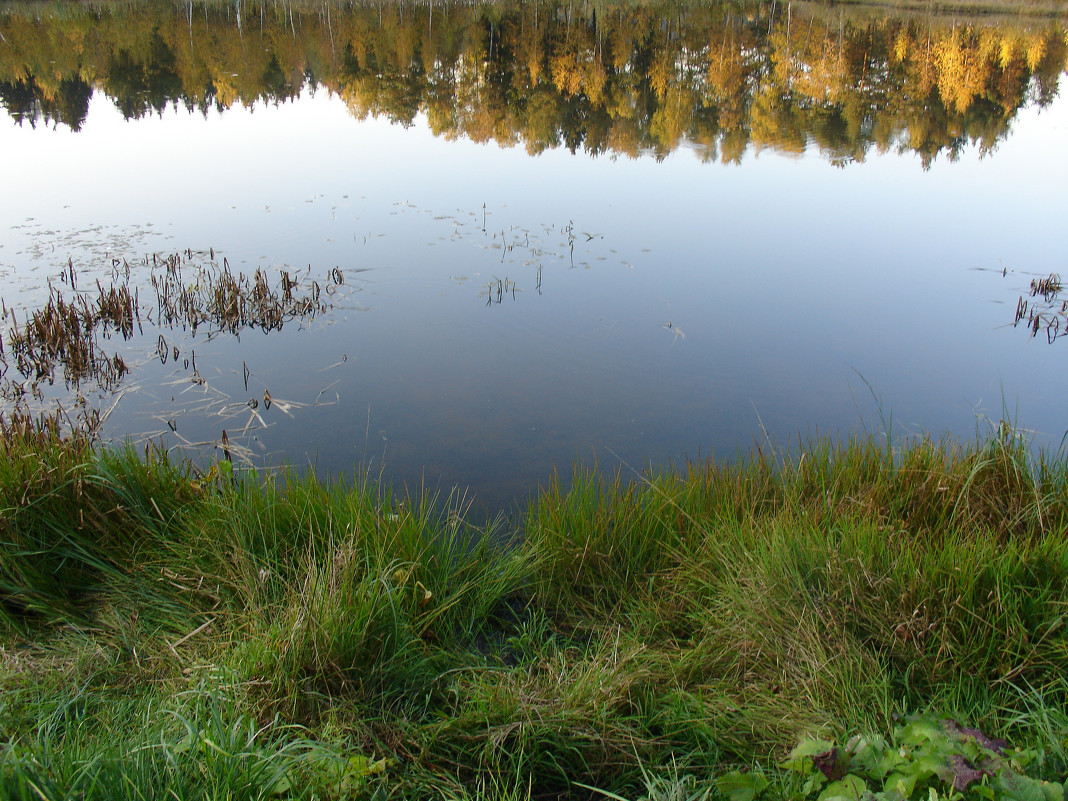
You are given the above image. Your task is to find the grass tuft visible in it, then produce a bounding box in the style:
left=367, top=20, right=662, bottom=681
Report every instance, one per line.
left=2, top=424, right=1067, bottom=798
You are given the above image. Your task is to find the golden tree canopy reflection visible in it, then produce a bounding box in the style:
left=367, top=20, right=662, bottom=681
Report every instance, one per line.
left=0, top=0, right=1064, bottom=166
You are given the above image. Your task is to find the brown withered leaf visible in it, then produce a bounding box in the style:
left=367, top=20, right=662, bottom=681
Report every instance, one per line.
left=947, top=754, right=992, bottom=791
left=812, top=748, right=847, bottom=781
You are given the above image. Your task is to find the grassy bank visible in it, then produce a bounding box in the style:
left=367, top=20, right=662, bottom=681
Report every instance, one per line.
left=2, top=420, right=1067, bottom=800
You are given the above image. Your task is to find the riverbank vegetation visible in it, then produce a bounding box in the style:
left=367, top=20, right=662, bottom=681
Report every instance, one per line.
left=2, top=416, right=1067, bottom=799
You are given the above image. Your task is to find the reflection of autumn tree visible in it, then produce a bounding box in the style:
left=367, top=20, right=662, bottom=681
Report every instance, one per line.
left=0, top=1, right=1064, bottom=165
left=706, top=17, right=761, bottom=150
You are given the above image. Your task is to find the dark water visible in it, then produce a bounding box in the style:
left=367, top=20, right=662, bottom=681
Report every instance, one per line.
left=2, top=1, right=1067, bottom=511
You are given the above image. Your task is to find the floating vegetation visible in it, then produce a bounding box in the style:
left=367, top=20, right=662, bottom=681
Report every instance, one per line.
left=0, top=201, right=632, bottom=490
left=1013, top=273, right=1067, bottom=343
left=4, top=282, right=134, bottom=392
left=149, top=252, right=341, bottom=336
left=483, top=277, right=519, bottom=305
left=1, top=253, right=344, bottom=395
left=0, top=250, right=353, bottom=448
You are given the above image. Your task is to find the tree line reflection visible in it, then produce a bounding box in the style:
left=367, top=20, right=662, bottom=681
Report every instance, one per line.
left=0, top=0, right=1065, bottom=165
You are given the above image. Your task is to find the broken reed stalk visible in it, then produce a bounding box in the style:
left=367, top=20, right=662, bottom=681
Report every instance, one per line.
left=1015, top=272, right=1066, bottom=343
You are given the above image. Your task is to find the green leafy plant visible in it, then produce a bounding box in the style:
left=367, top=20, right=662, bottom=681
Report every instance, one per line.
left=778, top=716, right=1065, bottom=801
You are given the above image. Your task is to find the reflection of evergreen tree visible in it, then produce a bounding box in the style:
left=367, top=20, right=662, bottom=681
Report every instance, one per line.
left=103, top=31, right=183, bottom=119
left=54, top=78, right=94, bottom=131
left=0, top=1, right=1063, bottom=164
left=0, top=76, right=91, bottom=129
left=261, top=54, right=292, bottom=102
left=0, top=78, right=42, bottom=126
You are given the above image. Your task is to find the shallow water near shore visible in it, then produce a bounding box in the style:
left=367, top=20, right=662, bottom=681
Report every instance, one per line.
left=1, top=0, right=1067, bottom=511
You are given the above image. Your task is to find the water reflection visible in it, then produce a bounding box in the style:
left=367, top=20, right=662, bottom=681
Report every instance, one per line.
left=1, top=1, right=1064, bottom=166
left=1, top=1, right=1067, bottom=512
left=0, top=191, right=624, bottom=479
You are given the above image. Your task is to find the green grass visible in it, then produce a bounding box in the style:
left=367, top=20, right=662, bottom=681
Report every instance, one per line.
left=2, top=423, right=1067, bottom=799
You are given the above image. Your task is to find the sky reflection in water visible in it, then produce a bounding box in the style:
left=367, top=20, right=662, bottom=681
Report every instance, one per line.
left=2, top=57, right=1068, bottom=511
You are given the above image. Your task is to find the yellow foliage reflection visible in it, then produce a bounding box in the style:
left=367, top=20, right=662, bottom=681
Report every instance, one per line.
left=0, top=0, right=1064, bottom=165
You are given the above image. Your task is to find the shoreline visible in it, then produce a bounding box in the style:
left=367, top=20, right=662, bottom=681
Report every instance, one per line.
left=2, top=425, right=1066, bottom=798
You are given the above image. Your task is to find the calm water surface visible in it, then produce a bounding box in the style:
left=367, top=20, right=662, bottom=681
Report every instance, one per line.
left=2, top=1, right=1067, bottom=511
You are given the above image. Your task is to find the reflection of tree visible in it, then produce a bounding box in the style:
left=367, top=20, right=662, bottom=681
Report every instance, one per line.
left=0, top=75, right=92, bottom=129
left=0, top=1, right=1064, bottom=165
left=104, top=31, right=184, bottom=119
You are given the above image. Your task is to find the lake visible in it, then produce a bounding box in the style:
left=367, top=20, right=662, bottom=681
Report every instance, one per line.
left=1, top=0, right=1067, bottom=512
